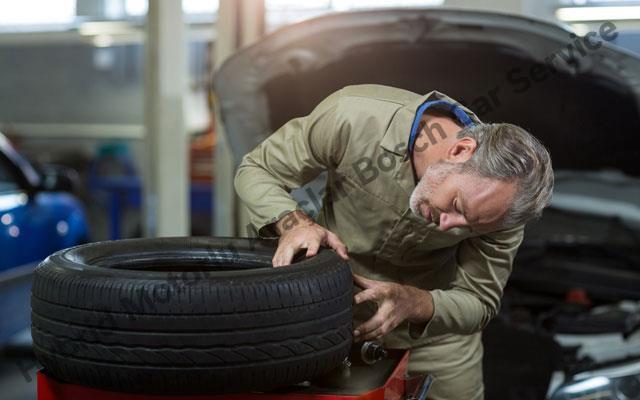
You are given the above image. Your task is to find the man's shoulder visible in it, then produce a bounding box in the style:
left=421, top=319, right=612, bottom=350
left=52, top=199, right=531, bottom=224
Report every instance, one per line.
left=312, top=85, right=421, bottom=157
left=336, top=84, right=421, bottom=106
left=321, top=84, right=420, bottom=128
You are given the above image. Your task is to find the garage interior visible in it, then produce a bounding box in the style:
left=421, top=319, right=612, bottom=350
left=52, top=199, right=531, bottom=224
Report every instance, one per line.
left=1, top=0, right=639, bottom=399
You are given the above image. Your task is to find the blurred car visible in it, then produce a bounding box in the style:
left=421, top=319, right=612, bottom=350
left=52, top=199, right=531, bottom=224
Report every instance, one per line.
left=490, top=170, right=640, bottom=400
left=0, top=132, right=89, bottom=345
left=214, top=9, right=640, bottom=400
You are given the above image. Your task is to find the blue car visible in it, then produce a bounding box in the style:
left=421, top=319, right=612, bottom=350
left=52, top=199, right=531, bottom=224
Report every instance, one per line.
left=0, top=132, right=89, bottom=344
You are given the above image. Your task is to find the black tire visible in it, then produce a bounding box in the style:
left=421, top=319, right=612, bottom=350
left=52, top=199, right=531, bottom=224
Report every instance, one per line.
left=31, top=237, right=353, bottom=394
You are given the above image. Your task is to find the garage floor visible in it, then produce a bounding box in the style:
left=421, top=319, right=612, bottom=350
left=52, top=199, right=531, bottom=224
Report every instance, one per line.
left=0, top=329, right=38, bottom=400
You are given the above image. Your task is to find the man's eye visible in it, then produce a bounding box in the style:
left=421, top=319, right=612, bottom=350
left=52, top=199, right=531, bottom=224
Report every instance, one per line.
left=454, top=199, right=462, bottom=214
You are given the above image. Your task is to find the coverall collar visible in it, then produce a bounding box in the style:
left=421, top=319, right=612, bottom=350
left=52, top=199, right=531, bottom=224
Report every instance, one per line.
left=380, top=90, right=482, bottom=159
left=379, top=90, right=482, bottom=197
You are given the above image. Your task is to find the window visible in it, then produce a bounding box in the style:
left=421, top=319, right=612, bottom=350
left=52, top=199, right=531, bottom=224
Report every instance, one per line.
left=266, top=0, right=444, bottom=31
left=0, top=157, right=20, bottom=193
left=331, top=0, right=444, bottom=11
left=124, top=0, right=220, bottom=17
left=0, top=0, right=76, bottom=31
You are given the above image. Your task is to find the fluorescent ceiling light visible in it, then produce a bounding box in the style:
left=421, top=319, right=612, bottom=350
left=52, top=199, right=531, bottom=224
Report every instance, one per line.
left=78, top=21, right=135, bottom=36
left=556, top=6, right=640, bottom=21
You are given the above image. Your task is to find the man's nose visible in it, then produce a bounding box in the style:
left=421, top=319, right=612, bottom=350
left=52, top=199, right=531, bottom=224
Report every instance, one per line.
left=438, top=213, right=466, bottom=230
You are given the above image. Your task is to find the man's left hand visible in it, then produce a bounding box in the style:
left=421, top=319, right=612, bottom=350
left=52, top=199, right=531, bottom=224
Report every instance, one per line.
left=352, top=274, right=434, bottom=341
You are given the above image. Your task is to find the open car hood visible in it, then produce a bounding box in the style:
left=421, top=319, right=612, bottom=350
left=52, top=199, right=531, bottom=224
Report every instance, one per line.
left=215, top=8, right=640, bottom=176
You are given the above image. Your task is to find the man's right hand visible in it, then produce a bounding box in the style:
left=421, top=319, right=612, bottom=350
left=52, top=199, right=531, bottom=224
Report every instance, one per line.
left=272, top=210, right=349, bottom=267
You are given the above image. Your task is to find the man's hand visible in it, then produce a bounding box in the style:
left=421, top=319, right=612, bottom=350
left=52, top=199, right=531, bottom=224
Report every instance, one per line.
left=272, top=210, right=349, bottom=267
left=353, top=274, right=434, bottom=341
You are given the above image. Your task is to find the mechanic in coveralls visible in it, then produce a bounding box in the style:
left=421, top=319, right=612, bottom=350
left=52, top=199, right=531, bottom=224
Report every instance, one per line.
left=234, top=84, right=554, bottom=400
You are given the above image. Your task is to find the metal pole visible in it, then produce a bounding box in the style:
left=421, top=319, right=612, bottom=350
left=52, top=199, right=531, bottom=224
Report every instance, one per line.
left=143, top=0, right=189, bottom=237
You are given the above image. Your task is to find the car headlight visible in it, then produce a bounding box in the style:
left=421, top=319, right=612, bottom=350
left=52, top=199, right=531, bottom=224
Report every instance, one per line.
left=551, top=360, right=640, bottom=400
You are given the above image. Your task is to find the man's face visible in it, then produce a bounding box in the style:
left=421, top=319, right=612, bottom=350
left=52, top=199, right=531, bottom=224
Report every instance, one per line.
left=409, top=162, right=517, bottom=233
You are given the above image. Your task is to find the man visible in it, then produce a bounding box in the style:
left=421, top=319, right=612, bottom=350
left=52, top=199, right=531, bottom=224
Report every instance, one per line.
left=234, top=84, right=553, bottom=399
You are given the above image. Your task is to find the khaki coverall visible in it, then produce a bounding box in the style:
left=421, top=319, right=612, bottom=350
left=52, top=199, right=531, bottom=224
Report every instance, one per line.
left=234, top=84, right=525, bottom=400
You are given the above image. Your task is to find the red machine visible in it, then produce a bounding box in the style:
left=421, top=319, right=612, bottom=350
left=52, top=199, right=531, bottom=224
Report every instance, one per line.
left=37, top=348, right=431, bottom=400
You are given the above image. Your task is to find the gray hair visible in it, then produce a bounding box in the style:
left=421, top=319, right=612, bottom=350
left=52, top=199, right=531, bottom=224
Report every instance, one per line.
left=457, top=123, right=554, bottom=228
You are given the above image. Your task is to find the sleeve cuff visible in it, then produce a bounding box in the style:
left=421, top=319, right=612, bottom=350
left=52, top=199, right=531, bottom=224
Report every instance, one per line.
left=408, top=289, right=437, bottom=340
left=257, top=222, right=279, bottom=239
left=408, top=320, right=429, bottom=340
left=248, top=202, right=305, bottom=239
left=247, top=199, right=299, bottom=239
left=407, top=289, right=448, bottom=340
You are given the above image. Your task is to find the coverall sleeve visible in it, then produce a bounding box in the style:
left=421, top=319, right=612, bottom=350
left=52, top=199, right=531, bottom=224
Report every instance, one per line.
left=234, top=90, right=348, bottom=237
left=410, top=224, right=525, bottom=338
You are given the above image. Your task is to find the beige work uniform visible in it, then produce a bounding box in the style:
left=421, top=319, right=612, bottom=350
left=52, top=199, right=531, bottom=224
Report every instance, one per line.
left=234, top=84, right=524, bottom=400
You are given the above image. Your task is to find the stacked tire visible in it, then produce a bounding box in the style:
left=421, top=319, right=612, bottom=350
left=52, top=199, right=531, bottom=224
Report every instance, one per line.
left=31, top=237, right=353, bottom=394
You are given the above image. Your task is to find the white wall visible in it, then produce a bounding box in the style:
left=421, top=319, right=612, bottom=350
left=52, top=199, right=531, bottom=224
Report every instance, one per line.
left=443, top=0, right=557, bottom=22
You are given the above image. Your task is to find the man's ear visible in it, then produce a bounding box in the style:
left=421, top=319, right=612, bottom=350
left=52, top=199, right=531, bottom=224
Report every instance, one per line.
left=445, top=137, right=477, bottom=163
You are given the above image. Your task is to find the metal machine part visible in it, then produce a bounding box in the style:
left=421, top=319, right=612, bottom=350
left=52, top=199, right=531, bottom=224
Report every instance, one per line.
left=360, top=340, right=389, bottom=365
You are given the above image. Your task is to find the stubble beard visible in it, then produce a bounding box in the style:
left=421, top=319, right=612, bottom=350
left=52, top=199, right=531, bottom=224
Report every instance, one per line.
left=409, top=161, right=461, bottom=220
